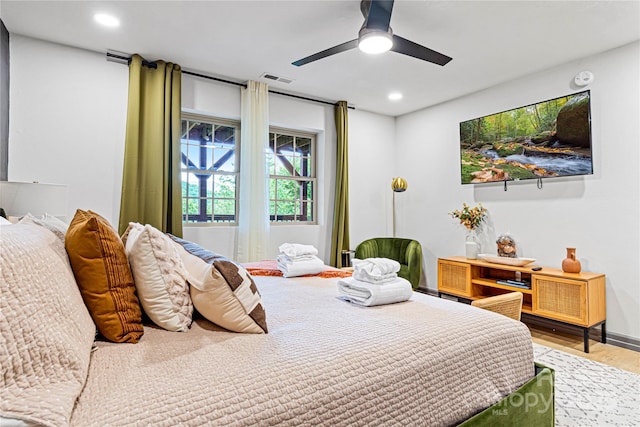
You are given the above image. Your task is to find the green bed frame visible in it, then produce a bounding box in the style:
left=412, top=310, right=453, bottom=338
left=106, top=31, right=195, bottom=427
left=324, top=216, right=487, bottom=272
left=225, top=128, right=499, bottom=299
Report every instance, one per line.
left=458, top=363, right=555, bottom=426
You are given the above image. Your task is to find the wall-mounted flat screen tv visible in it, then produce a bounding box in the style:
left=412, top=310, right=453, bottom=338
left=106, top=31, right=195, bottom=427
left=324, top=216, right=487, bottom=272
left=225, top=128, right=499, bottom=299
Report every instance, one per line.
left=459, top=90, right=592, bottom=184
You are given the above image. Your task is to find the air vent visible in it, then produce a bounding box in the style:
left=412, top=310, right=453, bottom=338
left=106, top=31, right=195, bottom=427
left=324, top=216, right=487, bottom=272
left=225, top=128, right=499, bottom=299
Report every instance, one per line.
left=260, top=73, right=294, bottom=84
left=106, top=49, right=131, bottom=64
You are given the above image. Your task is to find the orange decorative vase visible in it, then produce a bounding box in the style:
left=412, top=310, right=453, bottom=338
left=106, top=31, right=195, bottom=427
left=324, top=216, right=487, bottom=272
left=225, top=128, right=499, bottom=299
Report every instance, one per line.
left=562, top=248, right=582, bottom=273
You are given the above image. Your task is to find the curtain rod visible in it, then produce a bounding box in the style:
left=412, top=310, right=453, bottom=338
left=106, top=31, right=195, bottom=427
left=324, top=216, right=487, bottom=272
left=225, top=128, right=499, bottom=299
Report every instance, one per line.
left=106, top=52, right=354, bottom=110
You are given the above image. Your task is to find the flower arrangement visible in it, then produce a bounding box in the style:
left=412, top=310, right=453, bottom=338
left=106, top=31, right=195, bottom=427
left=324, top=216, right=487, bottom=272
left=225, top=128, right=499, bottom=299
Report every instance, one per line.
left=449, top=203, right=488, bottom=231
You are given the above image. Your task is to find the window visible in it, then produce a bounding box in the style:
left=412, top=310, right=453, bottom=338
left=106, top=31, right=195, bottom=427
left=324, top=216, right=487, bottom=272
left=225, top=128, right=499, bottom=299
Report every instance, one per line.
left=181, top=114, right=239, bottom=224
left=268, top=129, right=316, bottom=223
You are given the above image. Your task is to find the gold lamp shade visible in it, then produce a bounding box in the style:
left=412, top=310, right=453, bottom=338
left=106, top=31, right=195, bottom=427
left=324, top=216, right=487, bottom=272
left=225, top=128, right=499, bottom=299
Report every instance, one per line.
left=392, top=177, right=408, bottom=192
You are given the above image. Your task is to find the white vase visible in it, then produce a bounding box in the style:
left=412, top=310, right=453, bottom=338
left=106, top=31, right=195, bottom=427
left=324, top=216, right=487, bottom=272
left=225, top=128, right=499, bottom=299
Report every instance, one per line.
left=465, top=230, right=480, bottom=259
left=465, top=241, right=479, bottom=259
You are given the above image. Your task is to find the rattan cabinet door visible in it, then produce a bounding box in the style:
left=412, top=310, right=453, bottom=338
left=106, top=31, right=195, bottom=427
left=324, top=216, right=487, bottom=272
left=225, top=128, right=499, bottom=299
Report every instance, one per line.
left=438, top=260, right=471, bottom=297
left=532, top=275, right=587, bottom=325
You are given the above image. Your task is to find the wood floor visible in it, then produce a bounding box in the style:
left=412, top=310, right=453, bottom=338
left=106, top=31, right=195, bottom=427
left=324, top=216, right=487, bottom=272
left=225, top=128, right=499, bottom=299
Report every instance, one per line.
left=528, top=324, right=640, bottom=374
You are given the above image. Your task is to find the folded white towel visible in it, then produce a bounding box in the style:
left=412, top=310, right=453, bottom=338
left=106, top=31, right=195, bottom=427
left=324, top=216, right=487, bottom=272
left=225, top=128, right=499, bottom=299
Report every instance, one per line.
left=277, top=254, right=325, bottom=277
left=276, top=253, right=317, bottom=264
left=337, top=277, right=413, bottom=307
left=278, top=243, right=319, bottom=258
left=352, top=258, right=400, bottom=283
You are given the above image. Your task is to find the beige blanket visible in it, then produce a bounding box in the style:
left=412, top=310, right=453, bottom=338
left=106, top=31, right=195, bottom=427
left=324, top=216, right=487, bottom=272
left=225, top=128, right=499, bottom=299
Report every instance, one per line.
left=71, top=276, right=534, bottom=426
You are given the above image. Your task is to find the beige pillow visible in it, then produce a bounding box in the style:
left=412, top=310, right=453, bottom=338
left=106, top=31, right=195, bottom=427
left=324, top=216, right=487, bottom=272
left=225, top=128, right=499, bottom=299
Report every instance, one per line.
left=19, top=212, right=68, bottom=243
left=123, top=223, right=193, bottom=332
left=65, top=209, right=143, bottom=343
left=169, top=235, right=267, bottom=334
left=0, top=223, right=96, bottom=426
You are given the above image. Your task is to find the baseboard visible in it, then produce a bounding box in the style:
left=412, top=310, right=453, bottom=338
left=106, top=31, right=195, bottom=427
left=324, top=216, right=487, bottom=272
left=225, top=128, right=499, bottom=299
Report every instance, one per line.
left=415, top=287, right=438, bottom=297
left=522, top=313, right=640, bottom=353
left=605, top=332, right=640, bottom=353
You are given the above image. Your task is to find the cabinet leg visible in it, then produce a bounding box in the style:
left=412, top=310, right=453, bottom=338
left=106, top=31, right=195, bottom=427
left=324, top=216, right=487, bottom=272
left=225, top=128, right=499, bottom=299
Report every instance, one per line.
left=602, top=322, right=607, bottom=344
left=583, top=328, right=590, bottom=353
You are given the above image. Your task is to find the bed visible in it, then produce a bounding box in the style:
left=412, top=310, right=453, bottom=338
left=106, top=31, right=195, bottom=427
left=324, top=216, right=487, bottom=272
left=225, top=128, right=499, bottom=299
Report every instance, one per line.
left=1, top=222, right=553, bottom=426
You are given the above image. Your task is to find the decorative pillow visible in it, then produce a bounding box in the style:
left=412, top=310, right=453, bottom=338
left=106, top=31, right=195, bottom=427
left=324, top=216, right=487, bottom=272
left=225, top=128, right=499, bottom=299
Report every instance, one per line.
left=122, top=223, right=193, bottom=332
left=65, top=209, right=143, bottom=343
left=18, top=212, right=68, bottom=243
left=169, top=235, right=267, bottom=334
left=0, top=223, right=96, bottom=427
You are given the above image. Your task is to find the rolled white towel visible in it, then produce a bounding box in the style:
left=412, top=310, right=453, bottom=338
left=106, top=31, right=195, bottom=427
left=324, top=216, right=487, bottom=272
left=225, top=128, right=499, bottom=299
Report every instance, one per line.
left=337, top=277, right=413, bottom=307
left=277, top=254, right=325, bottom=277
left=352, top=257, right=400, bottom=283
left=278, top=243, right=318, bottom=258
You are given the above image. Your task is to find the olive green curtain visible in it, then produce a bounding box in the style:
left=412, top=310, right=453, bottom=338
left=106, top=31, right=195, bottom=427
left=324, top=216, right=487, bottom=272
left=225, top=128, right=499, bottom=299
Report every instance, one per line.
left=330, top=101, right=350, bottom=267
left=118, top=54, right=183, bottom=237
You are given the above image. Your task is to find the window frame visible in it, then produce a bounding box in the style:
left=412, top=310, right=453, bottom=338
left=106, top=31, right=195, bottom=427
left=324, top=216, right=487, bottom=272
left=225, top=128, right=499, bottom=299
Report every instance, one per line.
left=180, top=112, right=240, bottom=226
left=268, top=127, right=317, bottom=225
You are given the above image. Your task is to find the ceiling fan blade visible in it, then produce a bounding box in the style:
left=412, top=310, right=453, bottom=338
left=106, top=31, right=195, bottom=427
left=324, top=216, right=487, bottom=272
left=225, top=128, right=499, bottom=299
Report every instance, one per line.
left=391, top=34, right=452, bottom=66
left=292, top=39, right=359, bottom=66
left=364, top=0, right=394, bottom=31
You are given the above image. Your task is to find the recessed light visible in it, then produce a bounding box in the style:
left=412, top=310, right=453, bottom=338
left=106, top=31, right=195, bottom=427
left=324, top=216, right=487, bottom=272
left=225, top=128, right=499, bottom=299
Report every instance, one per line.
left=94, top=13, right=120, bottom=28
left=388, top=92, right=403, bottom=101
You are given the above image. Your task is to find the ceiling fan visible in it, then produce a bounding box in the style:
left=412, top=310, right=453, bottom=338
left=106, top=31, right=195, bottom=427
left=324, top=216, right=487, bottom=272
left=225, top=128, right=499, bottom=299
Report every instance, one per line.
left=292, top=0, right=452, bottom=67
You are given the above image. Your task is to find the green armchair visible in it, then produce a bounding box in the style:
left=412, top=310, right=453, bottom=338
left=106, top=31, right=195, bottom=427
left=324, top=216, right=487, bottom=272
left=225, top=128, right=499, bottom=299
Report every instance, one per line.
left=354, top=238, right=423, bottom=289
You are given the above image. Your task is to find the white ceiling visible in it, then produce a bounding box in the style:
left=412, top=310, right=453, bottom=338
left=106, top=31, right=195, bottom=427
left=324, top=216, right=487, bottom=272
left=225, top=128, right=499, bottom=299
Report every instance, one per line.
left=1, top=1, right=639, bottom=116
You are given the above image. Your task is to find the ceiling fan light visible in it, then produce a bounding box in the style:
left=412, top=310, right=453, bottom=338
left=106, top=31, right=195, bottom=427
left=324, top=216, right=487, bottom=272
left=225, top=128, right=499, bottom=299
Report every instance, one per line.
left=358, top=31, right=393, bottom=54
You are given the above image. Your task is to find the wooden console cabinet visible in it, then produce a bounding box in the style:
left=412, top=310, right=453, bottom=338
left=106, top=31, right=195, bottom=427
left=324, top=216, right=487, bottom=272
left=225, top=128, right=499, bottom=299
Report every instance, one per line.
left=438, top=256, right=606, bottom=352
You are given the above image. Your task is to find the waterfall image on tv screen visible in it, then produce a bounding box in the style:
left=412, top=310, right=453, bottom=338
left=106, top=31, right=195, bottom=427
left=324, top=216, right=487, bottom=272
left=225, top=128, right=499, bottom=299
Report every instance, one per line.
left=459, top=90, right=592, bottom=184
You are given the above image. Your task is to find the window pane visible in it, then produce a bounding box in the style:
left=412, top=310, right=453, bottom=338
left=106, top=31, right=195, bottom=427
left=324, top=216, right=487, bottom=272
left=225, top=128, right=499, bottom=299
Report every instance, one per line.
left=269, top=178, right=276, bottom=199
left=276, top=201, right=295, bottom=219
left=185, top=172, right=198, bottom=198
left=214, top=199, right=235, bottom=221
left=276, top=179, right=299, bottom=201
left=276, top=154, right=293, bottom=176
left=187, top=144, right=201, bottom=170
left=296, top=137, right=312, bottom=154
left=214, top=124, right=235, bottom=146
left=214, top=148, right=235, bottom=172
left=206, top=199, right=213, bottom=221
left=187, top=198, right=200, bottom=216
left=214, top=175, right=235, bottom=198
left=301, top=180, right=313, bottom=200
left=305, top=201, right=313, bottom=221
left=275, top=134, right=294, bottom=153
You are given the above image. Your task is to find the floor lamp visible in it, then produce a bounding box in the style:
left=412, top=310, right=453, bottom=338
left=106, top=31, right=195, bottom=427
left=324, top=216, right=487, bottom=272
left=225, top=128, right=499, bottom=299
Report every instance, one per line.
left=391, top=177, right=407, bottom=237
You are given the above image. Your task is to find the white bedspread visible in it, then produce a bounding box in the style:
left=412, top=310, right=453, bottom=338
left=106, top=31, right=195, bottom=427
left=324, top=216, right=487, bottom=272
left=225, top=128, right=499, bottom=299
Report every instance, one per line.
left=71, top=276, right=534, bottom=426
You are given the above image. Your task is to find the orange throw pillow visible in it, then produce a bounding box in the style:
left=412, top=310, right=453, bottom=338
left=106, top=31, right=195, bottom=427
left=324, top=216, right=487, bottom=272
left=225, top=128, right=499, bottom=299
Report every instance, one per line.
left=65, top=210, right=143, bottom=343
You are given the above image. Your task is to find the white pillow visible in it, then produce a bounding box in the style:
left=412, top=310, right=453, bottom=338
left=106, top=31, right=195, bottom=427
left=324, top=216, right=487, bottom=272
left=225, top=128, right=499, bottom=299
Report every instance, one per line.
left=17, top=213, right=68, bottom=242
left=0, top=216, right=11, bottom=225
left=169, top=235, right=267, bottom=334
left=123, top=223, right=193, bottom=332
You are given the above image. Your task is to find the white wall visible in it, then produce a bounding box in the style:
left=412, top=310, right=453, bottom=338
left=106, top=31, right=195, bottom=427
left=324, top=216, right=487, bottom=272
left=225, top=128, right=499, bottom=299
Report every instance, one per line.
left=348, top=109, right=396, bottom=244
left=394, top=41, right=640, bottom=341
left=9, top=35, right=128, bottom=223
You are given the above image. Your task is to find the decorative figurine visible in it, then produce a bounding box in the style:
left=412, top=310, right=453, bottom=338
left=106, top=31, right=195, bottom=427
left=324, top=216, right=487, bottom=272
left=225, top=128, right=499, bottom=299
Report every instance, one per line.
left=496, top=234, right=517, bottom=258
